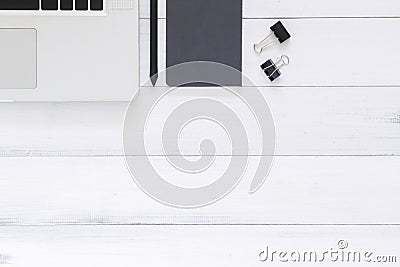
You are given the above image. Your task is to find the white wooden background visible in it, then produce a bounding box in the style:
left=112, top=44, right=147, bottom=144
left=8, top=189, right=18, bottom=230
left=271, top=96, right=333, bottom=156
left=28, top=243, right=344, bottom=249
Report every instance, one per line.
left=1, top=0, right=400, bottom=266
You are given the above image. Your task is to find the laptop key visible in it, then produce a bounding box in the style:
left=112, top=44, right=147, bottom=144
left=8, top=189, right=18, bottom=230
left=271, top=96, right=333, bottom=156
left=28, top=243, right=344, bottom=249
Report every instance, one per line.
left=90, top=0, right=103, bottom=11
left=0, top=0, right=39, bottom=10
left=61, top=0, right=73, bottom=10
left=41, top=0, right=58, bottom=10
left=75, top=0, right=88, bottom=10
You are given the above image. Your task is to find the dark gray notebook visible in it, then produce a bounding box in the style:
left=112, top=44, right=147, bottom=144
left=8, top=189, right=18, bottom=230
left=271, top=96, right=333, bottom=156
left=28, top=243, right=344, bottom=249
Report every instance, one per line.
left=166, top=0, right=242, bottom=87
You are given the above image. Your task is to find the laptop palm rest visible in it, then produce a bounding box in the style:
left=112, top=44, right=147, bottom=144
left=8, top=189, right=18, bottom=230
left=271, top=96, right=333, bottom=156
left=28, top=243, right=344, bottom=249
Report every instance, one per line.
left=0, top=28, right=37, bottom=89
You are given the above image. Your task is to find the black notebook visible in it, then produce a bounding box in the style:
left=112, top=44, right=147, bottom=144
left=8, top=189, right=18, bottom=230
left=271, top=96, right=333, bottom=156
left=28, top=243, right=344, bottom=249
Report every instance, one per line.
left=166, top=0, right=243, bottom=86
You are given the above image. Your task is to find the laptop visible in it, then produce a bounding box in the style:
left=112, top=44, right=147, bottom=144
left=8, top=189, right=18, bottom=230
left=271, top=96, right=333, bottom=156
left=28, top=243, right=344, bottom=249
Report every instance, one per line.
left=0, top=0, right=138, bottom=101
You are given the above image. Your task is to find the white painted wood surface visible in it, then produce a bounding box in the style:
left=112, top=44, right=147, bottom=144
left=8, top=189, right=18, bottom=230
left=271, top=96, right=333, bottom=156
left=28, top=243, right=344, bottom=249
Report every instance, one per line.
left=1, top=0, right=400, bottom=265
left=0, top=156, right=399, bottom=225
left=0, top=88, right=398, bottom=156
left=0, top=226, right=399, bottom=266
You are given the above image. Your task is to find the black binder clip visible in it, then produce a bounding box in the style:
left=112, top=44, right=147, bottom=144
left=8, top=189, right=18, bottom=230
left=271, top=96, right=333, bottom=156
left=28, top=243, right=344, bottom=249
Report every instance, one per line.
left=254, top=21, right=291, bottom=54
left=260, top=55, right=289, bottom=82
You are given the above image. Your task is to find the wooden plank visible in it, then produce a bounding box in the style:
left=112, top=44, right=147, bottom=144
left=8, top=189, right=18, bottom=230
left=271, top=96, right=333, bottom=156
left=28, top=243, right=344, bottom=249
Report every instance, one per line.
left=0, top=102, right=127, bottom=157
left=139, top=0, right=400, bottom=18
left=0, top=225, right=399, bottom=266
left=0, top=89, right=399, bottom=157
left=140, top=18, right=400, bottom=87
left=0, top=156, right=399, bottom=225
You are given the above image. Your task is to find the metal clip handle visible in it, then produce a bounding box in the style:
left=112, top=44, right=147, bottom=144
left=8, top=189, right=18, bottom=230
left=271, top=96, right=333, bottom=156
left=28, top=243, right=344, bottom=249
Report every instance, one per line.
left=274, top=55, right=290, bottom=69
left=253, top=32, right=277, bottom=54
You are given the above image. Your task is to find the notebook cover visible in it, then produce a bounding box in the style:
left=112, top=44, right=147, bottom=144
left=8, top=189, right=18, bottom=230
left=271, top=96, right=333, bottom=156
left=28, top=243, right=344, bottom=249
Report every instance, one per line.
left=166, top=0, right=242, bottom=87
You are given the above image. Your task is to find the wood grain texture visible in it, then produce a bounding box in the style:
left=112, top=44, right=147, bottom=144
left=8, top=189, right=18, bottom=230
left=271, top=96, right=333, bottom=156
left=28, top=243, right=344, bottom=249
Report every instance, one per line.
left=0, top=225, right=399, bottom=266
left=1, top=0, right=400, bottom=264
left=0, top=89, right=399, bottom=157
left=0, top=156, right=399, bottom=225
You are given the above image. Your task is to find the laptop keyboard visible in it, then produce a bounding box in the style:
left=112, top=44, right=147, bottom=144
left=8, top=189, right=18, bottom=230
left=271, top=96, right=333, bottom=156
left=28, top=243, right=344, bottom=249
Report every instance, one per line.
left=0, top=0, right=103, bottom=11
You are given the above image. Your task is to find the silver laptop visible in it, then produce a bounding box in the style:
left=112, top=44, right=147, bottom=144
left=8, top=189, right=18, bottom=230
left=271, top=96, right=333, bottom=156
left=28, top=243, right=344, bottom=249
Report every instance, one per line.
left=0, top=0, right=138, bottom=101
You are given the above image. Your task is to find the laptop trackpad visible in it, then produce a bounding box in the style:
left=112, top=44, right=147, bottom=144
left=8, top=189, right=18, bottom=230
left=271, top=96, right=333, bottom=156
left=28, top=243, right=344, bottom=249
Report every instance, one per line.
left=0, top=29, right=37, bottom=89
